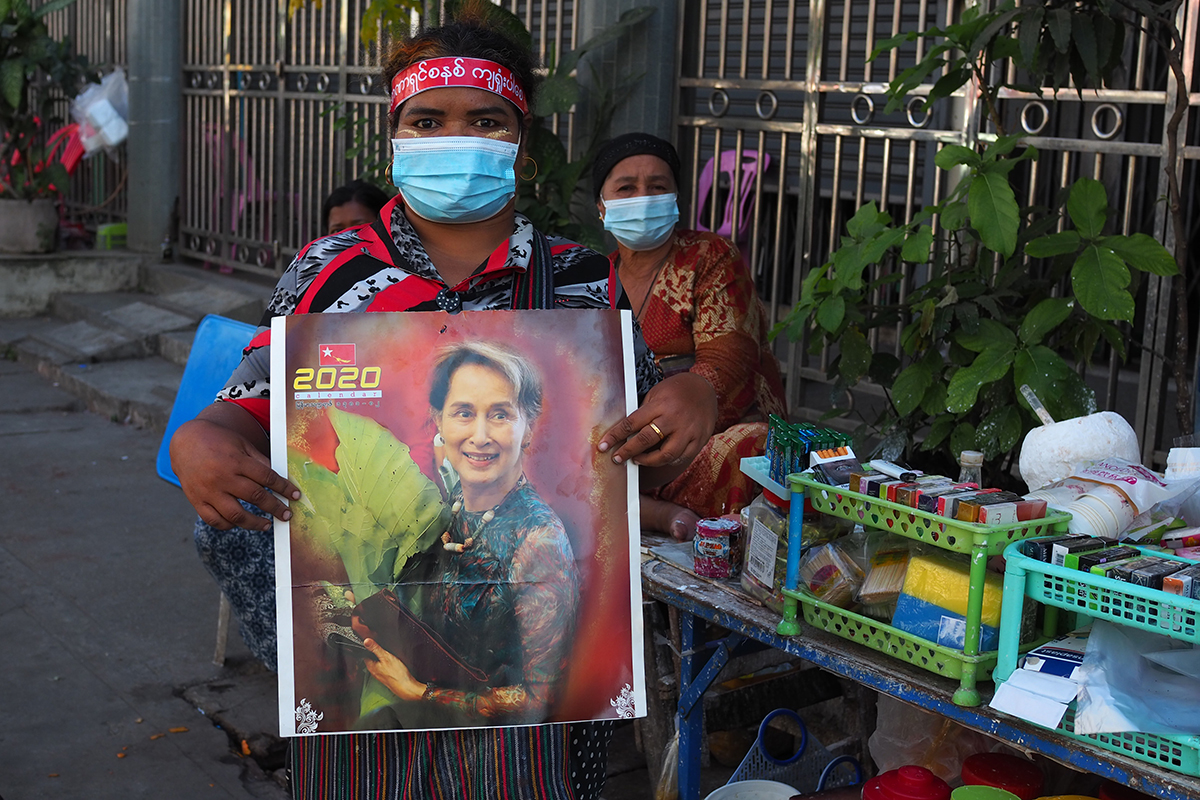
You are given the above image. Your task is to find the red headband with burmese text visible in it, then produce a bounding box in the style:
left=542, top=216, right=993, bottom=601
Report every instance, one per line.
left=389, top=57, right=529, bottom=115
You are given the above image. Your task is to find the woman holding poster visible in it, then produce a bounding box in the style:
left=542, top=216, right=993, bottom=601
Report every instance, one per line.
left=170, top=3, right=717, bottom=798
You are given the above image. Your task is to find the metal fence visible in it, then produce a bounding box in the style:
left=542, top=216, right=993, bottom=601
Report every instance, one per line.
left=179, top=0, right=576, bottom=276
left=674, top=0, right=1200, bottom=466
left=41, top=0, right=129, bottom=232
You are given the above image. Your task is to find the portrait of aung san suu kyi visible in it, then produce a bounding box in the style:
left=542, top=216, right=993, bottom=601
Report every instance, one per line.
left=271, top=308, right=644, bottom=735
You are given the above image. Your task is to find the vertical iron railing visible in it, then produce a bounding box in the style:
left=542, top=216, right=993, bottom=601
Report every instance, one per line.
left=179, top=0, right=575, bottom=278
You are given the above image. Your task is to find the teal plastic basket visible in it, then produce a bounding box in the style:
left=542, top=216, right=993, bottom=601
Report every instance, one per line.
left=995, top=537, right=1200, bottom=776
left=1000, top=539, right=1200, bottom=643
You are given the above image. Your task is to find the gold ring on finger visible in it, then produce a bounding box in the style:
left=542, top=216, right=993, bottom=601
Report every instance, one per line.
left=648, top=421, right=666, bottom=441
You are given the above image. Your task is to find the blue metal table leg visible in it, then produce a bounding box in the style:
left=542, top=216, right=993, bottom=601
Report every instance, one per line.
left=677, top=610, right=746, bottom=800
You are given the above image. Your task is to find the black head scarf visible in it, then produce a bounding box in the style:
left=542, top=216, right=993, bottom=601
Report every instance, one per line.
left=592, top=133, right=682, bottom=199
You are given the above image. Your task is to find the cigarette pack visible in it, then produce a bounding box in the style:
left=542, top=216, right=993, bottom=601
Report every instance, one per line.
left=1022, top=535, right=1078, bottom=563
left=1089, top=557, right=1143, bottom=578
left=915, top=483, right=973, bottom=513
left=1071, top=545, right=1142, bottom=572
left=1051, top=537, right=1112, bottom=568
left=1162, top=564, right=1200, bottom=598
left=849, top=471, right=883, bottom=494
left=1129, top=557, right=1187, bottom=589
left=978, top=502, right=1018, bottom=525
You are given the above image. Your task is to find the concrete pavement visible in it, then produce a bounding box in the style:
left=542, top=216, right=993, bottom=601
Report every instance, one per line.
left=0, top=356, right=288, bottom=799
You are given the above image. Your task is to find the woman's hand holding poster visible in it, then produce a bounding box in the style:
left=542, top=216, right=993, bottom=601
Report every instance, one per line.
left=269, top=309, right=645, bottom=735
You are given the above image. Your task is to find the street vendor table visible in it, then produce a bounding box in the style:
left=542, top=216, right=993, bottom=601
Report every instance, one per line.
left=640, top=556, right=1200, bottom=800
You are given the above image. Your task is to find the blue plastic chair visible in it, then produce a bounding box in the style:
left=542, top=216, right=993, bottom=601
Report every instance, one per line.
left=156, top=314, right=256, bottom=665
left=156, top=314, right=257, bottom=486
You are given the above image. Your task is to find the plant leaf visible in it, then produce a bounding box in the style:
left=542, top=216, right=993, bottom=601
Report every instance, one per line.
left=968, top=171, right=1019, bottom=257
left=1072, top=12, right=1101, bottom=80
left=940, top=201, right=968, bottom=231
left=1072, top=243, right=1133, bottom=321
left=946, top=344, right=1015, bottom=413
left=1018, top=5, right=1044, bottom=67
left=902, top=224, right=934, bottom=263
left=891, top=361, right=933, bottom=417
left=1067, top=176, right=1107, bottom=239
left=1019, top=297, right=1073, bottom=345
left=950, top=422, right=978, bottom=460
left=935, top=144, right=982, bottom=171
left=921, top=414, right=955, bottom=451
left=0, top=58, right=24, bottom=110
left=956, top=318, right=1016, bottom=352
left=838, top=327, right=872, bottom=386
left=1014, top=345, right=1096, bottom=422
left=1025, top=230, right=1081, bottom=258
left=977, top=405, right=1023, bottom=459
left=817, top=295, right=846, bottom=333
left=1101, top=233, right=1178, bottom=276
left=1048, top=8, right=1072, bottom=53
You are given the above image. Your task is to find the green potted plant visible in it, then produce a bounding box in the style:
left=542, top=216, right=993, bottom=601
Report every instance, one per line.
left=0, top=0, right=96, bottom=253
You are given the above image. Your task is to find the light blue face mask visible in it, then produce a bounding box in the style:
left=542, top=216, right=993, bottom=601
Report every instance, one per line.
left=601, top=193, right=680, bottom=251
left=391, top=136, right=519, bottom=224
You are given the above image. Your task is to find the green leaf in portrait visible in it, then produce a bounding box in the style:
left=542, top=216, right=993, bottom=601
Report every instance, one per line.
left=968, top=171, right=1019, bottom=257
left=1072, top=13, right=1100, bottom=80
left=1019, top=297, right=1073, bottom=345
left=946, top=344, right=1015, bottom=413
left=327, top=407, right=451, bottom=581
left=0, top=58, right=24, bottom=110
left=1072, top=243, right=1133, bottom=321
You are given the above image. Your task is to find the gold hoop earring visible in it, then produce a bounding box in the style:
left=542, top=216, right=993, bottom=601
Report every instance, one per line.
left=520, top=156, right=538, bottom=181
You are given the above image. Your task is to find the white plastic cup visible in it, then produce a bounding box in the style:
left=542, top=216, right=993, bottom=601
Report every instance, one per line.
left=1064, top=485, right=1136, bottom=539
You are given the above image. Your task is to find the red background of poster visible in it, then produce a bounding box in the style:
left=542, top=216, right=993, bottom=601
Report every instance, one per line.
left=282, top=309, right=635, bottom=726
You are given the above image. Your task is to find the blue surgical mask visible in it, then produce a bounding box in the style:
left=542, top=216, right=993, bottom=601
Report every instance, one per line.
left=601, top=193, right=680, bottom=251
left=391, top=136, right=518, bottom=223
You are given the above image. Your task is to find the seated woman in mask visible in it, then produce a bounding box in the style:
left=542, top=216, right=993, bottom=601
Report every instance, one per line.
left=594, top=133, right=787, bottom=541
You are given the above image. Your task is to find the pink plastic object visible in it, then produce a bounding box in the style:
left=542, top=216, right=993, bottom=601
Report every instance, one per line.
left=694, top=149, right=770, bottom=247
left=861, top=766, right=952, bottom=800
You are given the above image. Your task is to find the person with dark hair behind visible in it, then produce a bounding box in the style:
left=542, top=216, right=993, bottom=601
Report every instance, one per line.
left=169, top=3, right=718, bottom=798
left=322, top=179, right=392, bottom=235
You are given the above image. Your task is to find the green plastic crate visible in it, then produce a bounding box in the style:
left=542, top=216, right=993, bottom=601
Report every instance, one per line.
left=792, top=475, right=1072, bottom=555
left=785, top=474, right=1071, bottom=706
left=786, top=587, right=1001, bottom=681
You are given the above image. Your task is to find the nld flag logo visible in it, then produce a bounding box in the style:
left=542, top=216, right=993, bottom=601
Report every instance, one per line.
left=319, top=343, right=355, bottom=366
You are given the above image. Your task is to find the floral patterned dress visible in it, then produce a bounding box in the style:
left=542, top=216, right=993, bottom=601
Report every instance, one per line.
left=617, top=229, right=787, bottom=517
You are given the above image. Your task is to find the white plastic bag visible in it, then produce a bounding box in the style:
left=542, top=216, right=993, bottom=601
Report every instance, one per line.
left=1075, top=620, right=1200, bottom=736
left=70, top=68, right=129, bottom=155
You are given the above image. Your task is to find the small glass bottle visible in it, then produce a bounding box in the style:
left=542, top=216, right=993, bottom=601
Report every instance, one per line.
left=958, top=450, right=984, bottom=487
